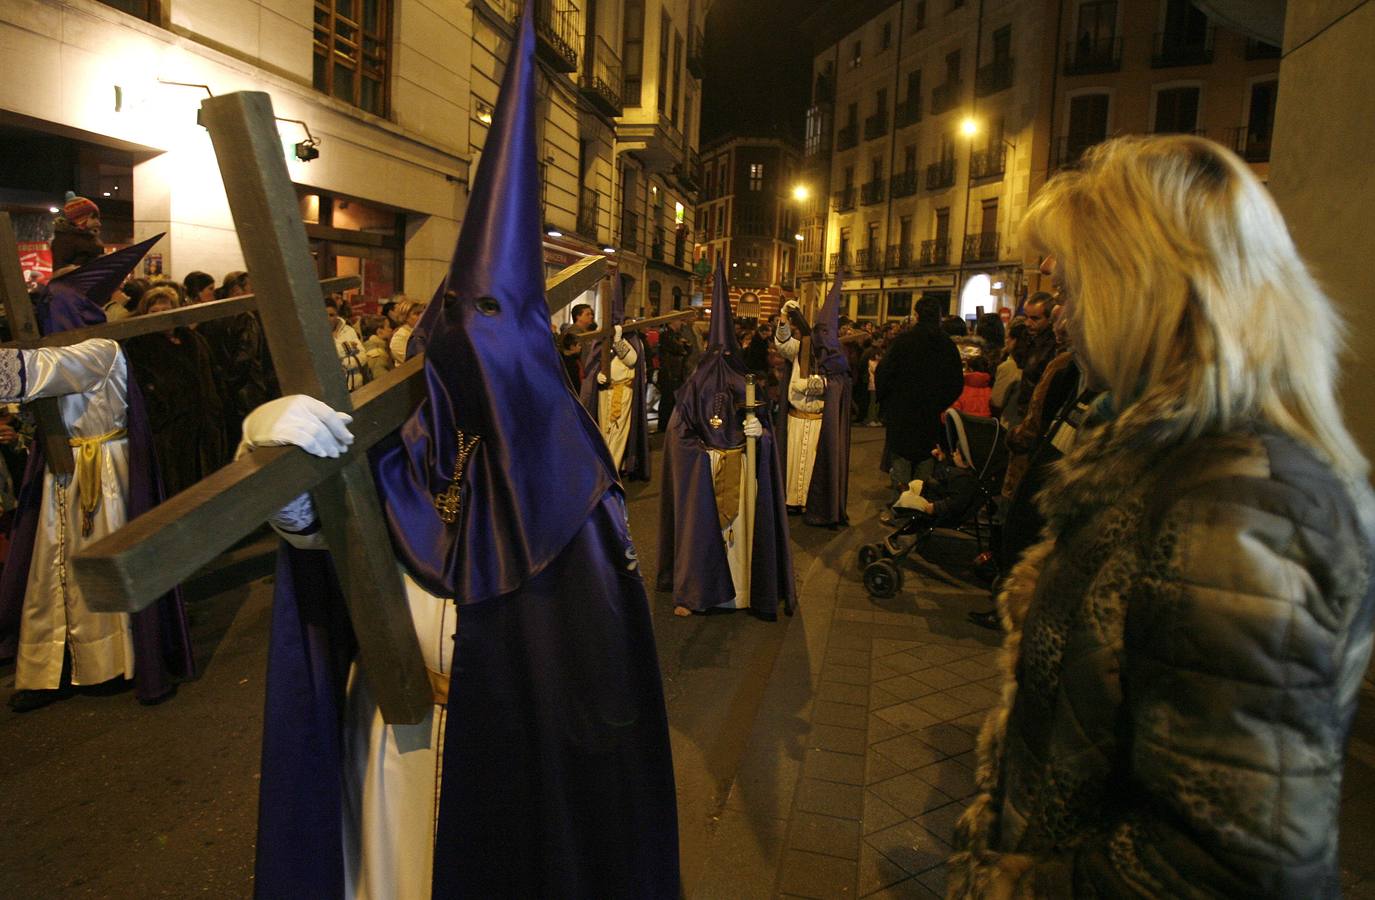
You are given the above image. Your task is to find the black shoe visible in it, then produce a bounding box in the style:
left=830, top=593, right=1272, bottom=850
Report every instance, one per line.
left=968, top=610, right=1001, bottom=631
left=8, top=689, right=65, bottom=713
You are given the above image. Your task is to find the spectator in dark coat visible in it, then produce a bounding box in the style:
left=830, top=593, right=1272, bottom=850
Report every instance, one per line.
left=655, top=319, right=691, bottom=433
left=874, top=296, right=964, bottom=513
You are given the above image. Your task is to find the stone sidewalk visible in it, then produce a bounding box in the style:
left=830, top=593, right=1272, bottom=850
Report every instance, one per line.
left=695, top=428, right=1003, bottom=898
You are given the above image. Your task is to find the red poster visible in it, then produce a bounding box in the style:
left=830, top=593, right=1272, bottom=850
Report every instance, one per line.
left=17, top=242, right=52, bottom=287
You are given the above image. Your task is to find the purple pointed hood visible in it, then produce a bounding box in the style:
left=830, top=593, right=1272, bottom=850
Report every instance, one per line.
left=813, top=269, right=848, bottom=378
left=373, top=8, right=616, bottom=603
left=34, top=233, right=162, bottom=335
left=707, top=257, right=744, bottom=367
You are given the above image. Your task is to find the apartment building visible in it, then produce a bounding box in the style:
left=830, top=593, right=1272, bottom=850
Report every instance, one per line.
left=697, top=134, right=801, bottom=319
left=798, top=0, right=1278, bottom=325
left=0, top=0, right=706, bottom=316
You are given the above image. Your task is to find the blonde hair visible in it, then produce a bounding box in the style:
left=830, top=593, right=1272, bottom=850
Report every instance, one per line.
left=137, top=284, right=182, bottom=317
left=1021, top=134, right=1366, bottom=478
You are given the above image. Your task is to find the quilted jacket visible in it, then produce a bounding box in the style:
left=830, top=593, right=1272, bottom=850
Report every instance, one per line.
left=948, top=395, right=1375, bottom=898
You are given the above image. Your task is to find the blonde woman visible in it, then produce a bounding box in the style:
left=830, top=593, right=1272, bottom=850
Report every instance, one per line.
left=948, top=135, right=1375, bottom=898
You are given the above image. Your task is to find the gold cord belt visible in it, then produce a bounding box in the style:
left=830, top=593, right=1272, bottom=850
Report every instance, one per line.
left=69, top=428, right=127, bottom=537
left=788, top=409, right=823, bottom=421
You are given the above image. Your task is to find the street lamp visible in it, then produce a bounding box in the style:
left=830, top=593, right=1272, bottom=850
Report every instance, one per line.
left=791, top=184, right=811, bottom=202
left=958, top=115, right=1019, bottom=317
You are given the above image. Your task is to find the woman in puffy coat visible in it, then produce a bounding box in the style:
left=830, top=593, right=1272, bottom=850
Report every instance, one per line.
left=947, top=134, right=1375, bottom=898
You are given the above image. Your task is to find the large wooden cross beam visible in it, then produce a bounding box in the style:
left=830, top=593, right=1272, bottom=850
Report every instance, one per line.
left=72, top=90, right=607, bottom=725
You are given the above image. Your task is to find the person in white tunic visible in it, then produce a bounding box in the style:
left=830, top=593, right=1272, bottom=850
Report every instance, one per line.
left=774, top=300, right=828, bottom=508
left=596, top=323, right=639, bottom=468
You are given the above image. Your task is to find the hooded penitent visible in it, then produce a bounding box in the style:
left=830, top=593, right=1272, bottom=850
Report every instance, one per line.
left=578, top=270, right=651, bottom=481
left=254, top=7, right=679, bottom=898
left=777, top=270, right=852, bottom=527
left=0, top=233, right=194, bottom=704
left=655, top=259, right=795, bottom=618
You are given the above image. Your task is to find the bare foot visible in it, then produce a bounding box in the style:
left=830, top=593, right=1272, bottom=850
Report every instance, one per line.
left=673, top=606, right=692, bottom=617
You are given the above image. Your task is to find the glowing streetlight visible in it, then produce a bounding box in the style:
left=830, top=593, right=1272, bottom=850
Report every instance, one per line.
left=791, top=184, right=811, bottom=202
left=960, top=116, right=980, bottom=138
left=794, top=233, right=804, bottom=242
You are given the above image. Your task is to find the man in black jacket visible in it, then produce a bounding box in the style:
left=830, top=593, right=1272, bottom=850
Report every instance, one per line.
left=874, top=295, right=964, bottom=522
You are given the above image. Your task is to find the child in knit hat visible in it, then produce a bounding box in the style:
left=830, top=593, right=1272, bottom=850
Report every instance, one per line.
left=51, top=192, right=104, bottom=270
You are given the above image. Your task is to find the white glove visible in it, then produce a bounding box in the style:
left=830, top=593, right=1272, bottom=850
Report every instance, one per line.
left=782, top=299, right=801, bottom=315
left=596, top=372, right=608, bottom=385
left=743, top=415, right=763, bottom=439
left=239, top=395, right=355, bottom=459
left=613, top=324, right=623, bottom=343
left=805, top=374, right=827, bottom=398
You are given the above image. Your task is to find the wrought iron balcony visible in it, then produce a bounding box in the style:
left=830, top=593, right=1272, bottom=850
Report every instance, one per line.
left=836, top=122, right=858, bottom=151
left=534, top=0, right=580, bottom=73
left=864, top=111, right=889, bottom=141
left=854, top=247, right=882, bottom=273
left=833, top=186, right=856, bottom=211
left=890, top=170, right=918, bottom=198
left=895, top=95, right=922, bottom=128
left=925, top=158, right=955, bottom=190
left=577, top=186, right=599, bottom=239
left=931, top=80, right=962, bottom=116
left=1232, top=126, right=1271, bottom=163
left=919, top=238, right=950, bottom=267
left=861, top=179, right=886, bottom=205
left=885, top=243, right=915, bottom=271
left=1152, top=27, right=1215, bottom=68
left=1052, top=136, right=1098, bottom=170
left=969, top=145, right=1006, bottom=181
left=975, top=58, right=1014, bottom=97
left=1064, top=36, right=1121, bottom=75
left=579, top=35, right=623, bottom=116
left=800, top=251, right=825, bottom=276
left=687, top=24, right=706, bottom=78
left=673, top=148, right=703, bottom=195
left=829, top=250, right=851, bottom=273
left=962, top=231, right=999, bottom=262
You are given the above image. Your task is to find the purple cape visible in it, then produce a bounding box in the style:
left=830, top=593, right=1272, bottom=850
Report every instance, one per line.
left=254, top=9, right=678, bottom=897
left=0, top=236, right=192, bottom=703
left=579, top=330, right=651, bottom=482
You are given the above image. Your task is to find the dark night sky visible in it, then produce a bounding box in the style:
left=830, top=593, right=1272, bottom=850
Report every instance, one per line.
left=699, top=0, right=831, bottom=146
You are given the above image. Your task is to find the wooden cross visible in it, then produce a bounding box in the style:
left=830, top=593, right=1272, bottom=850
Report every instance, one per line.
left=72, top=90, right=608, bottom=725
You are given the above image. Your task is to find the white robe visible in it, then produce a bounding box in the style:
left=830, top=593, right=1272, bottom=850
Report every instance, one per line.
left=597, top=343, right=639, bottom=470
left=775, top=337, right=825, bottom=507
left=0, top=339, right=135, bottom=690
left=277, top=526, right=450, bottom=900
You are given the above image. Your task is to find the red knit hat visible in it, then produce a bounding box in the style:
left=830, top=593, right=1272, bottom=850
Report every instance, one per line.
left=62, top=193, right=100, bottom=229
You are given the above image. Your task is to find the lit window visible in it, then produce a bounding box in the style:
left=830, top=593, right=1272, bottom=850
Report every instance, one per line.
left=749, top=163, right=764, bottom=191
left=313, top=0, right=391, bottom=115
left=674, top=202, right=685, bottom=224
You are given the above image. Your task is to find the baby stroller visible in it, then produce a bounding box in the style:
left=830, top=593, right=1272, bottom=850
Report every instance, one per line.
left=857, top=410, right=1009, bottom=599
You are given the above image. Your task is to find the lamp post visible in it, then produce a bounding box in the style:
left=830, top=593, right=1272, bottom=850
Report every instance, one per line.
left=958, top=116, right=1017, bottom=317
left=788, top=184, right=811, bottom=299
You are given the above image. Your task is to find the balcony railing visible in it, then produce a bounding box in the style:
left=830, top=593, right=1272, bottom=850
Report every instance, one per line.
left=931, top=80, right=962, bottom=116
left=884, top=243, right=915, bottom=271
left=919, top=238, right=950, bottom=267
left=833, top=186, right=856, bottom=211
left=577, top=186, right=599, bottom=239
left=963, top=232, right=999, bottom=262
left=620, top=210, right=639, bottom=253
left=1053, top=136, right=1099, bottom=170
left=534, top=0, right=580, bottom=73
left=1152, top=27, right=1215, bottom=68
left=864, top=111, right=889, bottom=141
left=1232, top=126, right=1272, bottom=163
left=969, top=145, right=1006, bottom=180
left=890, top=170, right=918, bottom=198
left=975, top=58, right=1014, bottom=97
left=674, top=147, right=703, bottom=195
left=895, top=95, right=922, bottom=128
left=579, top=35, right=623, bottom=116
left=836, top=122, right=858, bottom=151
left=925, top=158, right=956, bottom=190
left=861, top=179, right=886, bottom=205
left=854, top=247, right=882, bottom=273
left=1064, top=36, right=1122, bottom=75
left=800, top=251, right=825, bottom=276
left=829, top=250, right=851, bottom=273
left=687, top=24, right=706, bottom=78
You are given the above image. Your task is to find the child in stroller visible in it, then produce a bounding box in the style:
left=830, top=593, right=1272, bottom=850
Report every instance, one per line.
left=858, top=410, right=1008, bottom=598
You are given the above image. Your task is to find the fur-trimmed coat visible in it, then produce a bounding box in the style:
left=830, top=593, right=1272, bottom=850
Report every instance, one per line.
left=947, top=399, right=1375, bottom=898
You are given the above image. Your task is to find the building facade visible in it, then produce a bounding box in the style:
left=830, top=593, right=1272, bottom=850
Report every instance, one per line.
left=697, top=134, right=801, bottom=319
left=798, top=0, right=1278, bottom=325
left=0, top=0, right=706, bottom=318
